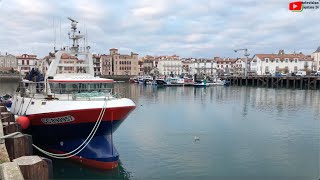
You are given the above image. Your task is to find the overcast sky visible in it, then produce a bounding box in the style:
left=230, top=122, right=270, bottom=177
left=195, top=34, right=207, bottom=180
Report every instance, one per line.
left=0, top=0, right=319, bottom=58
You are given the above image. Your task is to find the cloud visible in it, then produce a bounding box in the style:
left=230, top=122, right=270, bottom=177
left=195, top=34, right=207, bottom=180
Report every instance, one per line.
left=0, top=0, right=319, bottom=58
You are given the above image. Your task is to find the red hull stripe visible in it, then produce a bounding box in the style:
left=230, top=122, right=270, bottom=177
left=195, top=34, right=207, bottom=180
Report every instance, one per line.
left=28, top=106, right=135, bottom=126
left=50, top=149, right=118, bottom=170
left=48, top=79, right=114, bottom=83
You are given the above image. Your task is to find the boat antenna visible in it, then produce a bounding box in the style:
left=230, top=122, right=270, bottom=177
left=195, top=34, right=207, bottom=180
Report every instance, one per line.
left=86, top=25, right=88, bottom=51
left=60, top=17, right=62, bottom=50
left=54, top=18, right=57, bottom=51
left=83, top=19, right=86, bottom=50
left=52, top=17, right=56, bottom=52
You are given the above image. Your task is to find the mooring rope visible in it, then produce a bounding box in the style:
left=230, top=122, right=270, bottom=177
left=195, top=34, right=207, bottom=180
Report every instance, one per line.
left=32, top=100, right=108, bottom=159
left=0, top=132, right=22, bottom=141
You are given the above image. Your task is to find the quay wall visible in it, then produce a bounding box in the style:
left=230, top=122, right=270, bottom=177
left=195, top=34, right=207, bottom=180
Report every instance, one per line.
left=221, top=76, right=320, bottom=90
left=0, top=74, right=21, bottom=82
left=100, top=75, right=133, bottom=81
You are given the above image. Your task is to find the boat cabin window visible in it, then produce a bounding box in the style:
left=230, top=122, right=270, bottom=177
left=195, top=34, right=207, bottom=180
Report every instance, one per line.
left=49, top=83, right=114, bottom=94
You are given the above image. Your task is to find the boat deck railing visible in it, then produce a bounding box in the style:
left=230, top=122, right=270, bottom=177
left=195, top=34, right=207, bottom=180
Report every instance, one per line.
left=15, top=82, right=126, bottom=101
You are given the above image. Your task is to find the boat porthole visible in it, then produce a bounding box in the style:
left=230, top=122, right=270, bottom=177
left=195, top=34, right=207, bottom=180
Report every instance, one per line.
left=60, top=141, right=64, bottom=146
left=31, top=102, right=34, bottom=105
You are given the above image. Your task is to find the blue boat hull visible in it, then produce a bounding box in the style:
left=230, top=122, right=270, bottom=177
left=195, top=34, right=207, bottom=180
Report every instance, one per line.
left=29, top=121, right=123, bottom=170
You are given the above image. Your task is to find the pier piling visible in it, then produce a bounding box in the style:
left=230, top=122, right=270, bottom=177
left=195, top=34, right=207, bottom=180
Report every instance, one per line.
left=0, top=103, right=52, bottom=180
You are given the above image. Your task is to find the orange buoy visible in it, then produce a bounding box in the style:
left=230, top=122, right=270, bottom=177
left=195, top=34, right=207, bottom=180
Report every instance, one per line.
left=16, top=116, right=30, bottom=129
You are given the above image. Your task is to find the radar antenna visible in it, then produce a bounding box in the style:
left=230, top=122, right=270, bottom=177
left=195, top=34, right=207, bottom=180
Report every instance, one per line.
left=67, top=17, right=84, bottom=54
left=67, top=17, right=78, bottom=23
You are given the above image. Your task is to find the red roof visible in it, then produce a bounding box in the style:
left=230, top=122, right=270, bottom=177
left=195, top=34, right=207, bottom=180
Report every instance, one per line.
left=16, top=54, right=37, bottom=59
left=255, top=53, right=312, bottom=61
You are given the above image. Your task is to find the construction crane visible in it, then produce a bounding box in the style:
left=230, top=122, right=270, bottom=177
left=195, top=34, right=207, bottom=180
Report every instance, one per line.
left=234, top=48, right=250, bottom=76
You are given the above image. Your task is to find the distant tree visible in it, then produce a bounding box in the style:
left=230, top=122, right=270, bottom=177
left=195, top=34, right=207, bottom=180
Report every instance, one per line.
left=143, top=66, right=152, bottom=74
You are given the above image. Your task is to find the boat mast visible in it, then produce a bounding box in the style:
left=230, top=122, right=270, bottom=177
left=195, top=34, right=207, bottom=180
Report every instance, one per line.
left=45, top=18, right=95, bottom=96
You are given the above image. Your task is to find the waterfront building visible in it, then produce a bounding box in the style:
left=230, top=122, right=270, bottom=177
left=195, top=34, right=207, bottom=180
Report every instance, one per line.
left=311, top=46, right=320, bottom=71
left=57, top=53, right=78, bottom=74
left=16, top=54, right=38, bottom=75
left=215, top=57, right=237, bottom=75
left=101, top=48, right=139, bottom=76
left=251, top=50, right=314, bottom=75
left=181, top=58, right=196, bottom=75
left=92, top=54, right=101, bottom=76
left=157, top=55, right=182, bottom=76
left=101, top=54, right=113, bottom=75
left=232, top=58, right=253, bottom=75
left=194, top=58, right=216, bottom=75
left=141, top=59, right=154, bottom=75
left=0, top=53, right=17, bottom=73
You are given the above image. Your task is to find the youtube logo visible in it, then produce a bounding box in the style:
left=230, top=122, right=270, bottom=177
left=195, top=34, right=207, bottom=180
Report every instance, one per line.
left=289, top=1, right=303, bottom=12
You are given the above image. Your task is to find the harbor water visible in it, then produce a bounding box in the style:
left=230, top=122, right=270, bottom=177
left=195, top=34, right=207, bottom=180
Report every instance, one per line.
left=0, top=82, right=319, bottom=179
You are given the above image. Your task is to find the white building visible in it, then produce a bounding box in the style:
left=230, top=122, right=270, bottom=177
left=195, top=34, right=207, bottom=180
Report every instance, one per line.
left=0, top=53, right=17, bottom=73
left=158, top=55, right=182, bottom=76
left=251, top=50, right=314, bottom=75
left=181, top=58, right=195, bottom=75
left=194, top=58, right=216, bottom=75
left=16, top=54, right=38, bottom=75
left=311, top=46, right=320, bottom=71
left=215, top=57, right=237, bottom=74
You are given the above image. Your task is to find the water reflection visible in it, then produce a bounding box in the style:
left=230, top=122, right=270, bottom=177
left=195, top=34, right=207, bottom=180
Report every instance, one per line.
left=1, top=82, right=319, bottom=179
left=52, top=159, right=132, bottom=179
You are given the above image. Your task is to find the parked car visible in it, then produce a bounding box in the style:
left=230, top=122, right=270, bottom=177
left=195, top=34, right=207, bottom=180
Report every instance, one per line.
left=274, top=72, right=283, bottom=77
left=315, top=71, right=320, bottom=76
left=296, top=71, right=306, bottom=76
left=290, top=72, right=296, bottom=76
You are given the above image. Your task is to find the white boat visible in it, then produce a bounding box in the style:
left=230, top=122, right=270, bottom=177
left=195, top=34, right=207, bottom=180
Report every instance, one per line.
left=10, top=18, right=136, bottom=170
left=144, top=75, right=153, bottom=85
left=165, top=77, right=184, bottom=86
left=138, top=76, right=144, bottom=84
left=212, top=78, right=229, bottom=86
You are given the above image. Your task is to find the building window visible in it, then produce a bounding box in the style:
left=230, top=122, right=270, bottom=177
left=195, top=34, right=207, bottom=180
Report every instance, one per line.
left=265, top=66, right=269, bottom=72
left=266, top=59, right=268, bottom=63
left=294, top=66, right=298, bottom=72
left=275, top=58, right=279, bottom=63
left=294, top=58, right=298, bottom=63
left=285, top=58, right=288, bottom=62
left=22, top=60, right=24, bottom=65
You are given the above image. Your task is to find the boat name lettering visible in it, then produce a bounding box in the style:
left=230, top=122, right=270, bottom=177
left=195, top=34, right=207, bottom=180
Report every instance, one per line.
left=41, top=115, right=75, bottom=124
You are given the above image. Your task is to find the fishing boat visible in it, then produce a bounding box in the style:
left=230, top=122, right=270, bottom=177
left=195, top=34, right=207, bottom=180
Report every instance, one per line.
left=212, top=78, right=230, bottom=86
left=193, top=80, right=209, bottom=87
left=155, top=77, right=166, bottom=85
left=138, top=76, right=144, bottom=84
left=144, top=75, right=153, bottom=85
left=10, top=18, right=136, bottom=170
left=164, top=77, right=184, bottom=86
left=129, top=77, right=137, bottom=83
